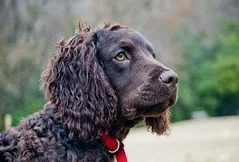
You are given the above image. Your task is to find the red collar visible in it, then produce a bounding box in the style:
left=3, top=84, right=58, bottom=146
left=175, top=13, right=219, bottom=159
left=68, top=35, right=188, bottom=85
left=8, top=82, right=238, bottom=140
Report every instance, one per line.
left=101, top=133, right=128, bottom=162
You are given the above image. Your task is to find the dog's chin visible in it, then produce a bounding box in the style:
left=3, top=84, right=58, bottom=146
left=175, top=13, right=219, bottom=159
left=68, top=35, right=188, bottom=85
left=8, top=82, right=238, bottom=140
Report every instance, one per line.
left=122, top=103, right=169, bottom=120
left=142, top=105, right=169, bottom=117
left=123, top=87, right=178, bottom=119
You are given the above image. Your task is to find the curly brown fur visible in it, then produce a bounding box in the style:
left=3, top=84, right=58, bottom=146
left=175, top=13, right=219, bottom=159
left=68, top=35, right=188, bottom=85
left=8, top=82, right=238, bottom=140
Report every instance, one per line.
left=145, top=110, right=171, bottom=135
left=0, top=23, right=178, bottom=162
left=41, top=25, right=117, bottom=142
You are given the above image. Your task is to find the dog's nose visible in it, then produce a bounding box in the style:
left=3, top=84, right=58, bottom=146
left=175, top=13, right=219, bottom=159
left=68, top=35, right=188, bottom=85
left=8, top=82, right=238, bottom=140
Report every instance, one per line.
left=159, top=71, right=178, bottom=85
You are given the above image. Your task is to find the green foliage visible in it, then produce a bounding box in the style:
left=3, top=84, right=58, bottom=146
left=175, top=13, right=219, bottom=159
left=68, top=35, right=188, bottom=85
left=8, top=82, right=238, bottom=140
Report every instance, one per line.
left=0, top=55, right=44, bottom=129
left=11, top=98, right=44, bottom=126
left=0, top=1, right=47, bottom=129
left=172, top=20, right=239, bottom=121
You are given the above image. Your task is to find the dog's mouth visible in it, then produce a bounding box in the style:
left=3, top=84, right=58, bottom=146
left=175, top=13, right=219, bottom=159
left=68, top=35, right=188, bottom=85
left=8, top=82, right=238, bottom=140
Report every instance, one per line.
left=122, top=84, right=178, bottom=119
left=139, top=103, right=169, bottom=117
left=123, top=102, right=169, bottom=119
left=123, top=93, right=178, bottom=119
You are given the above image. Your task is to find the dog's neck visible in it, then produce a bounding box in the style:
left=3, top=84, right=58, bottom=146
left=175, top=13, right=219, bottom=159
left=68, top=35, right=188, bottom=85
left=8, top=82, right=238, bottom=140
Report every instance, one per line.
left=108, top=117, right=143, bottom=141
left=44, top=103, right=142, bottom=142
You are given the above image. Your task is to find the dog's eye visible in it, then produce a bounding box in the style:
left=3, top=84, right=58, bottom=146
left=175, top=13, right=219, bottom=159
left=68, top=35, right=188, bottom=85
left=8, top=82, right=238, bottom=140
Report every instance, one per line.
left=115, top=52, right=127, bottom=61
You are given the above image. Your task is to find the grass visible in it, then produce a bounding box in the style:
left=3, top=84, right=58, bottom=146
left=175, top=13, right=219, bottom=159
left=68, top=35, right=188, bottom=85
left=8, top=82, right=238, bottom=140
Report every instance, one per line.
left=124, top=116, right=239, bottom=162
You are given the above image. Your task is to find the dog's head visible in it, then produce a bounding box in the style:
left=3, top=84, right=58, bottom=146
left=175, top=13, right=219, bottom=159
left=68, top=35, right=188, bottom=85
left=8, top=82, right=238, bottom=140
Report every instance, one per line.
left=96, top=24, right=178, bottom=135
left=41, top=23, right=178, bottom=141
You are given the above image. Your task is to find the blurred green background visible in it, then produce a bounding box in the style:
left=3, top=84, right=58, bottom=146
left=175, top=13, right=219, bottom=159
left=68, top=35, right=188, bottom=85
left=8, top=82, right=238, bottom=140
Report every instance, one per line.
left=0, top=0, right=238, bottom=129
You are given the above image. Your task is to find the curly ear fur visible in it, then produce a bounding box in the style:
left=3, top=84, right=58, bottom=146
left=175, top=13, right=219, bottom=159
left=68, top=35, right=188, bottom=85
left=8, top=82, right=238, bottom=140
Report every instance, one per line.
left=145, top=109, right=171, bottom=135
left=41, top=26, right=118, bottom=141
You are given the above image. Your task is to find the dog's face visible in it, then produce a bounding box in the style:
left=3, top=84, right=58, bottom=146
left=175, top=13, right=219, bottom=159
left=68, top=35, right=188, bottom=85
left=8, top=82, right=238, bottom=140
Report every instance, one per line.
left=41, top=24, right=177, bottom=139
left=96, top=28, right=178, bottom=120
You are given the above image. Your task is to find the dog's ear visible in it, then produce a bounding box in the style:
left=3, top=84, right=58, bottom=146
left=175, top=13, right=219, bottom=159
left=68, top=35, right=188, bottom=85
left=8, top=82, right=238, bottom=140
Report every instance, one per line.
left=41, top=26, right=117, bottom=141
left=145, top=109, right=170, bottom=135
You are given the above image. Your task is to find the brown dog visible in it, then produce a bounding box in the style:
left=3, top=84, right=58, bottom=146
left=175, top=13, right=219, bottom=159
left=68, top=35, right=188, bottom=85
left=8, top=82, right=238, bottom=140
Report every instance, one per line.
left=0, top=23, right=178, bottom=162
